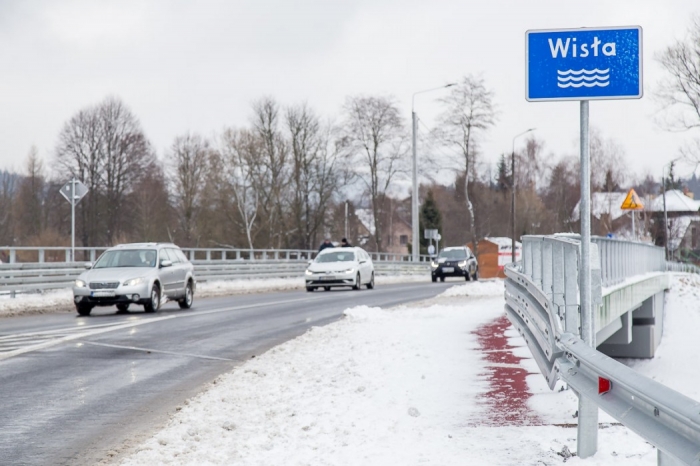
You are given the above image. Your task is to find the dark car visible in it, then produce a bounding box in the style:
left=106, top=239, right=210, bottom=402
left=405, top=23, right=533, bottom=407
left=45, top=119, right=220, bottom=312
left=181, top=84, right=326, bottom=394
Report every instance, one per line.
left=431, top=246, right=478, bottom=282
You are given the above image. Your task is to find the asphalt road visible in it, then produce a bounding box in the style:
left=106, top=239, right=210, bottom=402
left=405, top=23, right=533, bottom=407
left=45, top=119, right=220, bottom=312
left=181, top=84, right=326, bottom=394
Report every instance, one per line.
left=0, top=280, right=455, bottom=465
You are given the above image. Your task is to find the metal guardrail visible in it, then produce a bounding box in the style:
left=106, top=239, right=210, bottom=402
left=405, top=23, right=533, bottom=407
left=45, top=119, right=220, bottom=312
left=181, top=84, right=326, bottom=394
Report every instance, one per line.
left=507, top=234, right=700, bottom=465
left=0, top=259, right=429, bottom=296
left=667, top=261, right=700, bottom=274
left=0, top=246, right=432, bottom=264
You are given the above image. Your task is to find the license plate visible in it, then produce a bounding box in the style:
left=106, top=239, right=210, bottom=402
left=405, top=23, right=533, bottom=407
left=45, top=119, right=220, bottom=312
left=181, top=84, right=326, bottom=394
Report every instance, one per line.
left=442, top=267, right=454, bottom=273
left=91, top=290, right=116, bottom=297
left=320, top=276, right=336, bottom=281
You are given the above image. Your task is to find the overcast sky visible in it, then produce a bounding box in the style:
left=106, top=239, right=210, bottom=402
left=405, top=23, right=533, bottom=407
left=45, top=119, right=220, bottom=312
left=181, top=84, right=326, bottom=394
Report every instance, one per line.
left=1, top=0, right=699, bottom=185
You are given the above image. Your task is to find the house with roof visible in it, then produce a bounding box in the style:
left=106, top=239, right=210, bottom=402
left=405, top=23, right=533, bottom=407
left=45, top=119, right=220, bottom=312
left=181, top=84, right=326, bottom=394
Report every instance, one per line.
left=354, top=208, right=412, bottom=255
left=647, top=189, right=700, bottom=260
left=571, top=192, right=642, bottom=238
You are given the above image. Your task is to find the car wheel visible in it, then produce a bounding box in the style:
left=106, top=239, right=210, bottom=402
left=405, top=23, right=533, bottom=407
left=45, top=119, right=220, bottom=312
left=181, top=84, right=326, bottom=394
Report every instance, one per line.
left=472, top=269, right=479, bottom=281
left=366, top=273, right=374, bottom=289
left=324, top=286, right=331, bottom=291
left=352, top=273, right=361, bottom=290
left=144, top=285, right=160, bottom=313
left=306, top=286, right=315, bottom=292
left=440, top=276, right=445, bottom=282
left=465, top=274, right=470, bottom=281
left=178, top=282, right=194, bottom=309
left=431, top=275, right=437, bottom=283
left=76, top=304, right=92, bottom=316
left=116, top=303, right=130, bottom=312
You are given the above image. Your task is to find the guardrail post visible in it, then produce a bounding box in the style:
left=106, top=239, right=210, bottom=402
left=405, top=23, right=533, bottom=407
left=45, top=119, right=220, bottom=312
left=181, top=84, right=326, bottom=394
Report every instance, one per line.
left=551, top=242, right=565, bottom=327
left=532, top=239, right=543, bottom=289
left=38, top=249, right=45, bottom=263
left=222, top=251, right=227, bottom=261
left=563, top=244, right=579, bottom=334
left=542, top=240, right=553, bottom=297
left=523, top=240, right=532, bottom=278
left=9, top=249, right=16, bottom=264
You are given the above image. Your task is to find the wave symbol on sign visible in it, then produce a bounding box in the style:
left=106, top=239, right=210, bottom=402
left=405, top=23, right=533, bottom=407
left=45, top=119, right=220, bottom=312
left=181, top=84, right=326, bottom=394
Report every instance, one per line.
left=557, top=68, right=610, bottom=88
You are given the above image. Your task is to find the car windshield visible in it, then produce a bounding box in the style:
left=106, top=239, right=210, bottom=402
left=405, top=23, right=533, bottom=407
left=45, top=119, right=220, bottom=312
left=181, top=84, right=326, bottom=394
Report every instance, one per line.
left=316, top=251, right=356, bottom=263
left=94, top=249, right=157, bottom=268
left=438, top=249, right=467, bottom=260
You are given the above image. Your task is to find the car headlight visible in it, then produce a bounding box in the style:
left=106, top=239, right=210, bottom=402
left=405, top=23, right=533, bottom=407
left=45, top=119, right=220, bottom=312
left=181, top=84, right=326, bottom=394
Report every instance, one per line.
left=75, top=279, right=87, bottom=288
left=123, top=277, right=145, bottom=286
left=431, top=261, right=438, bottom=268
left=305, top=269, right=313, bottom=276
left=458, top=260, right=467, bottom=268
left=342, top=268, right=355, bottom=274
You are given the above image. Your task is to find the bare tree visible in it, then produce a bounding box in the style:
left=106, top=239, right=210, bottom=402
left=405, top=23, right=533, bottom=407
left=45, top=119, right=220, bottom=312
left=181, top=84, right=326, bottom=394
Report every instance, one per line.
left=251, top=98, right=290, bottom=248
left=167, top=133, right=212, bottom=246
left=12, top=146, right=46, bottom=242
left=656, top=16, right=700, bottom=132
left=517, top=136, right=548, bottom=192
left=0, top=170, right=17, bottom=248
left=98, top=98, right=154, bottom=243
left=220, top=128, right=262, bottom=251
left=435, top=74, right=497, bottom=253
left=54, top=106, right=103, bottom=246
left=131, top=160, right=172, bottom=242
left=342, top=95, right=407, bottom=252
left=589, top=127, right=626, bottom=192
left=54, top=96, right=153, bottom=245
left=286, top=104, right=345, bottom=249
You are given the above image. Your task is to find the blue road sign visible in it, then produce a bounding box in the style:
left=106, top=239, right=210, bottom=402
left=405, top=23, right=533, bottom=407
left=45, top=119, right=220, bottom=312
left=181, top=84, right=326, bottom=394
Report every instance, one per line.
left=526, top=26, right=642, bottom=101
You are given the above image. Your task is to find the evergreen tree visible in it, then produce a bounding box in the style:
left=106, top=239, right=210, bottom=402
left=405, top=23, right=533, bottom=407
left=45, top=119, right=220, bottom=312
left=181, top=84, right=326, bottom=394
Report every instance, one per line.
left=664, top=161, right=683, bottom=191
left=496, top=153, right=511, bottom=192
left=418, top=190, right=443, bottom=254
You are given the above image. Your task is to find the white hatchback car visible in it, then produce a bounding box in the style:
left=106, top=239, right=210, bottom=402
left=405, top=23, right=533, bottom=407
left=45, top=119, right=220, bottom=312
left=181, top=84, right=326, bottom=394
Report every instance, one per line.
left=305, top=247, right=375, bottom=291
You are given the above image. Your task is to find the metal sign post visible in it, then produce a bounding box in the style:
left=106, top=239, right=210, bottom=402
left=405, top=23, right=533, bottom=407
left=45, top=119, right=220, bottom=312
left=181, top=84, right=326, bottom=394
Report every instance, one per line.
left=526, top=25, right=642, bottom=459
left=60, top=179, right=89, bottom=262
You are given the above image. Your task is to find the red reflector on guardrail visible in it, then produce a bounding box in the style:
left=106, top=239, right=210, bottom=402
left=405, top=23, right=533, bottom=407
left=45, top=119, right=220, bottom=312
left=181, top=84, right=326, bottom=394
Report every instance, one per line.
left=599, top=377, right=612, bottom=395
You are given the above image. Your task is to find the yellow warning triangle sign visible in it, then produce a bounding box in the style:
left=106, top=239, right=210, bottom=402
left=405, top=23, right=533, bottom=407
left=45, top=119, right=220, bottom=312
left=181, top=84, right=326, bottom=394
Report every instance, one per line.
left=620, top=188, right=644, bottom=210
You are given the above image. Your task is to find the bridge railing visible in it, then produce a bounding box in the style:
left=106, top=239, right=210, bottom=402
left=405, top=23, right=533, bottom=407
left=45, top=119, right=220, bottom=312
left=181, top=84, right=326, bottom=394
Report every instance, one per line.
left=507, top=234, right=700, bottom=465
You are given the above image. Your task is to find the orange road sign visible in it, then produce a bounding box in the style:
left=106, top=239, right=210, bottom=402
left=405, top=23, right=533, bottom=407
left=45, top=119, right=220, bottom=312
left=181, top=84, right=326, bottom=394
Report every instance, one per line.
left=620, top=188, right=644, bottom=210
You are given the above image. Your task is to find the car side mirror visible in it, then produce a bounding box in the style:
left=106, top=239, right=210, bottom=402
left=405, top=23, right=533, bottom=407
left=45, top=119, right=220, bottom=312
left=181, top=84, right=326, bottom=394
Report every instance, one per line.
left=160, top=260, right=173, bottom=268
left=84, top=262, right=93, bottom=269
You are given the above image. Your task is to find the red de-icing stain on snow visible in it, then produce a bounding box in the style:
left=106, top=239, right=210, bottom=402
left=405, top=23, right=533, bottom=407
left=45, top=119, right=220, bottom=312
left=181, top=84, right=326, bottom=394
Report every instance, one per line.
left=471, top=315, right=543, bottom=426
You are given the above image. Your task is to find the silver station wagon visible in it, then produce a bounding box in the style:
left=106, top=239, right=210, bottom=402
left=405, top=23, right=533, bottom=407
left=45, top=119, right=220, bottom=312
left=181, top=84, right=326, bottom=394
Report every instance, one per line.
left=72, top=243, right=196, bottom=316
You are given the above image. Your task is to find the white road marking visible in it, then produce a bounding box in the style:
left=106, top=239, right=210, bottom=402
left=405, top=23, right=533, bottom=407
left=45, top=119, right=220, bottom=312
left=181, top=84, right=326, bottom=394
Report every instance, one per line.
left=0, top=297, right=322, bottom=360
left=0, top=315, right=176, bottom=361
left=79, top=341, right=234, bottom=361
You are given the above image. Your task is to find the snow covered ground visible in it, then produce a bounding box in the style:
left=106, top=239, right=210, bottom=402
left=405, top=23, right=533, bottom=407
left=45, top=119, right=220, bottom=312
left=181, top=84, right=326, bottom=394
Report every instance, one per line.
left=104, top=274, right=700, bottom=466
left=3, top=273, right=697, bottom=464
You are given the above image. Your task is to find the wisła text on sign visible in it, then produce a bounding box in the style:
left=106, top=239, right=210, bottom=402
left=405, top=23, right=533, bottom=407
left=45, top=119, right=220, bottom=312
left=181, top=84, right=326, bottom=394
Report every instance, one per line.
left=526, top=26, right=642, bottom=101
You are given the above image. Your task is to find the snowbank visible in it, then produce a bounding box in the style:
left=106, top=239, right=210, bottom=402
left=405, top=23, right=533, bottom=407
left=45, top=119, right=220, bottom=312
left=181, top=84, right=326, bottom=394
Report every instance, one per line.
left=113, top=274, right=700, bottom=465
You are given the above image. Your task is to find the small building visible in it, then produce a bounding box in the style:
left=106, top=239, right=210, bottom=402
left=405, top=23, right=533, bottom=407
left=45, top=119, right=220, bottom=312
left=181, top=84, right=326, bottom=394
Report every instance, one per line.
left=647, top=189, right=700, bottom=261
left=469, top=237, right=521, bottom=279
left=572, top=192, right=632, bottom=237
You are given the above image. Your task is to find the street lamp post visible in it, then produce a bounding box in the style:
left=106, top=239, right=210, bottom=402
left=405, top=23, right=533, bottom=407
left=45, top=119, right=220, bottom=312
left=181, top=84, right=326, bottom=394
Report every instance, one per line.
left=511, top=128, right=535, bottom=262
left=411, top=83, right=456, bottom=262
